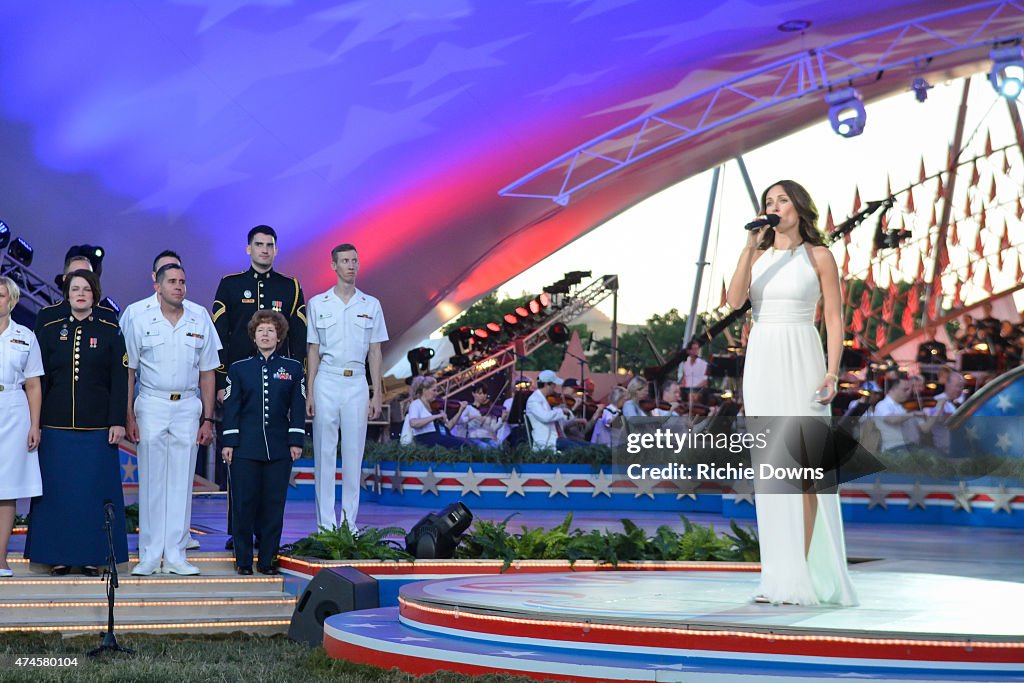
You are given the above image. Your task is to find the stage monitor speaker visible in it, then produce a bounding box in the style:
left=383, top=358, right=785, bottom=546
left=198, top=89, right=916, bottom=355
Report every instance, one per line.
left=288, top=566, right=379, bottom=647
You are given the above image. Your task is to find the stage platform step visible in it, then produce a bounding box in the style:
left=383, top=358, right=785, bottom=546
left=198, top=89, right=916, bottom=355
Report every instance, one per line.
left=0, top=554, right=296, bottom=635
left=325, top=571, right=1024, bottom=682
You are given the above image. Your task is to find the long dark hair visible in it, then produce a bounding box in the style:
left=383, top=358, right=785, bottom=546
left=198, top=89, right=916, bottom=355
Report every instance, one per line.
left=757, top=179, right=825, bottom=250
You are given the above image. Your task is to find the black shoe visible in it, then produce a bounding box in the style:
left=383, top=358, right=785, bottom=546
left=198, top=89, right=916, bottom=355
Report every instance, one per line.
left=257, top=566, right=279, bottom=576
left=236, top=566, right=253, bottom=575
left=81, top=566, right=100, bottom=577
left=50, top=565, right=70, bottom=576
left=224, top=538, right=234, bottom=550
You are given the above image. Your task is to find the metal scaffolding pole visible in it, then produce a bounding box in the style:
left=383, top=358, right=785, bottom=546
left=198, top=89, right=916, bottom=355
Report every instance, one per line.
left=683, top=166, right=721, bottom=348
left=922, top=77, right=971, bottom=326
left=735, top=155, right=761, bottom=212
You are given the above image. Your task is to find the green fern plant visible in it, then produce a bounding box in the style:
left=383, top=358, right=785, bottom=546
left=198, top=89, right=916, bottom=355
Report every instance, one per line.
left=280, top=522, right=411, bottom=560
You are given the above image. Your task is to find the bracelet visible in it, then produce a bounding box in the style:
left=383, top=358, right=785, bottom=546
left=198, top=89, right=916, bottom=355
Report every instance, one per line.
left=202, top=417, right=216, bottom=424
left=824, top=373, right=838, bottom=382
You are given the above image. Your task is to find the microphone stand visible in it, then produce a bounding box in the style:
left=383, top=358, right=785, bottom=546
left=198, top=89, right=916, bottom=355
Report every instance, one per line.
left=89, top=502, right=133, bottom=657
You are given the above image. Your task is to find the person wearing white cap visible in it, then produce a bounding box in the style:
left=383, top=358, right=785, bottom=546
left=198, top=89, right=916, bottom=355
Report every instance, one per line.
left=524, top=370, right=587, bottom=451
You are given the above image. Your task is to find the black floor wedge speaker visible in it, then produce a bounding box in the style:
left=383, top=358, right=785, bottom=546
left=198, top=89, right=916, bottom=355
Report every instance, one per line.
left=288, top=566, right=379, bottom=646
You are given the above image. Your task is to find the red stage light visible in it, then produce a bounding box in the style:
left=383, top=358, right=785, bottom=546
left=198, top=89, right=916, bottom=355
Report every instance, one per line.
left=503, top=313, right=518, bottom=325
left=539, top=292, right=550, bottom=307
left=473, top=328, right=488, bottom=340
left=486, top=322, right=502, bottom=334
left=528, top=299, right=541, bottom=315
left=515, top=306, right=530, bottom=319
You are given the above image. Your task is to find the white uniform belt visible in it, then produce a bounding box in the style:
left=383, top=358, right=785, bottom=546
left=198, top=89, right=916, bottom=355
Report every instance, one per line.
left=319, top=364, right=364, bottom=378
left=0, top=383, right=23, bottom=392
left=139, top=387, right=196, bottom=401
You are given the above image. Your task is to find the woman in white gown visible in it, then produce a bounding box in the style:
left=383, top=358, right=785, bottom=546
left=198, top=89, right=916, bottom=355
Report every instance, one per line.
left=726, top=180, right=858, bottom=606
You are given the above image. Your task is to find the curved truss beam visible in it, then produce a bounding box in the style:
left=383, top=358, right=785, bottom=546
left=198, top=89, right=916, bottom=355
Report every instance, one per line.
left=500, top=1, right=1024, bottom=205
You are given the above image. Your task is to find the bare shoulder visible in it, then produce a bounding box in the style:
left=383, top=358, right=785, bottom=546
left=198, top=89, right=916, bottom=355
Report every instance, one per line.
left=809, top=244, right=837, bottom=267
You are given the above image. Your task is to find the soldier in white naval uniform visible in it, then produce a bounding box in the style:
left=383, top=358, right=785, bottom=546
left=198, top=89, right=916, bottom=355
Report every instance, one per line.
left=306, top=244, right=387, bottom=531
left=123, top=264, right=221, bottom=575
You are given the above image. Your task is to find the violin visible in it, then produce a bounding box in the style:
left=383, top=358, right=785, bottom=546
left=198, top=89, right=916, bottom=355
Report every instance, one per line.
left=547, top=393, right=577, bottom=409
left=430, top=399, right=467, bottom=414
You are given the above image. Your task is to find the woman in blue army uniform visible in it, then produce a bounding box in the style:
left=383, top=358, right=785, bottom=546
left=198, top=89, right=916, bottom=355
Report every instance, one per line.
left=221, top=310, right=305, bottom=575
left=26, top=270, right=129, bottom=576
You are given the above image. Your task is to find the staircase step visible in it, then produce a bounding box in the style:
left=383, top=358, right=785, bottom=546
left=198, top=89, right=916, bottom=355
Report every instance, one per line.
left=0, top=614, right=293, bottom=636
left=0, top=592, right=296, bottom=622
left=0, top=574, right=286, bottom=596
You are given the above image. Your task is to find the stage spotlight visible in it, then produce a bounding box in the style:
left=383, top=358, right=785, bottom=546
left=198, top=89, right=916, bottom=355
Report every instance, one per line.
left=543, top=280, right=570, bottom=295
left=0, top=220, right=9, bottom=250
left=407, top=347, right=434, bottom=377
left=548, top=322, right=571, bottom=344
left=503, top=313, right=519, bottom=326
left=826, top=87, right=866, bottom=138
left=485, top=321, right=502, bottom=335
left=8, top=237, right=34, bottom=266
left=514, top=306, right=530, bottom=320
left=528, top=299, right=542, bottom=315
left=66, top=244, right=106, bottom=276
left=405, top=503, right=473, bottom=559
left=911, top=77, right=932, bottom=103
left=473, top=328, right=489, bottom=341
left=448, top=326, right=474, bottom=356
left=538, top=292, right=551, bottom=308
left=989, top=45, right=1024, bottom=99
left=562, top=270, right=592, bottom=287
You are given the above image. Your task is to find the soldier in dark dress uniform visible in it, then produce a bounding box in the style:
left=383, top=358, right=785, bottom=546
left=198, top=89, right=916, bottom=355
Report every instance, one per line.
left=212, top=226, right=306, bottom=549
left=222, top=311, right=305, bottom=575
left=34, top=252, right=119, bottom=329
left=212, top=226, right=306, bottom=390
left=26, top=270, right=129, bottom=575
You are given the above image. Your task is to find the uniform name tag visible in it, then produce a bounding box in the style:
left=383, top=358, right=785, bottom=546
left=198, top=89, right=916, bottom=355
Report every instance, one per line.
left=186, top=332, right=205, bottom=340
left=241, top=298, right=255, bottom=304
left=356, top=314, right=372, bottom=319
left=10, top=338, right=29, bottom=346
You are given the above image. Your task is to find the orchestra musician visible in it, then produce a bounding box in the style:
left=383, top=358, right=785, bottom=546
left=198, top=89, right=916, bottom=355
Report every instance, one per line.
left=650, top=380, right=682, bottom=417
left=404, top=376, right=471, bottom=449
left=524, top=370, right=587, bottom=451
left=678, top=341, right=709, bottom=403
left=621, top=376, right=649, bottom=418
left=590, top=386, right=626, bottom=446
left=453, top=384, right=504, bottom=447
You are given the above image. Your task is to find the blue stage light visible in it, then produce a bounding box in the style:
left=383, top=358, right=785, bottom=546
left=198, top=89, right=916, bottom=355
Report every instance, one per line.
left=989, top=46, right=1024, bottom=100
left=9, top=237, right=33, bottom=266
left=826, top=88, right=866, bottom=138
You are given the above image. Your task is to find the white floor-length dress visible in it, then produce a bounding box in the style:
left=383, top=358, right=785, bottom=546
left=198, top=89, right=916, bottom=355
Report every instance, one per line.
left=742, top=245, right=858, bottom=606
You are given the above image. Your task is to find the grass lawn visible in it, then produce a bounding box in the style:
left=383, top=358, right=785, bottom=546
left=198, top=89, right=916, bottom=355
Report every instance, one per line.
left=0, top=632, right=545, bottom=683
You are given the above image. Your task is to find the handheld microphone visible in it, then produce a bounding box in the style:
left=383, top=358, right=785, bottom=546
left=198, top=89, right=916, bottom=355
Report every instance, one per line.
left=744, top=214, right=780, bottom=231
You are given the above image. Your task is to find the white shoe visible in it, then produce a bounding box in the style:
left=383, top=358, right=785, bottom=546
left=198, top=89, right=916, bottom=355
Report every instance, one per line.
left=185, top=537, right=201, bottom=550
left=0, top=568, right=13, bottom=578
left=162, top=560, right=200, bottom=576
left=131, top=561, right=161, bottom=576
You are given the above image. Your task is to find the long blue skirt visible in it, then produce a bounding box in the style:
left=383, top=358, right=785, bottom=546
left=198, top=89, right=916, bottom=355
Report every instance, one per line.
left=25, top=428, right=129, bottom=566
